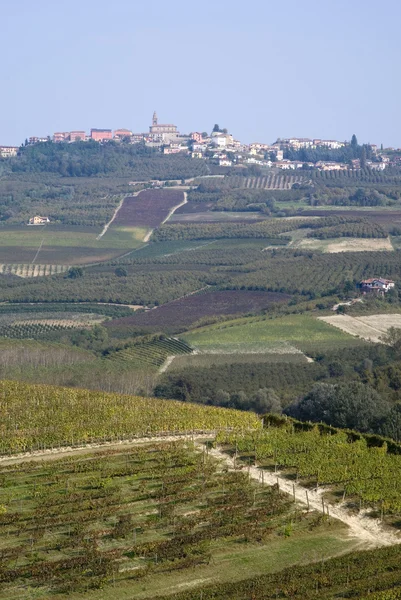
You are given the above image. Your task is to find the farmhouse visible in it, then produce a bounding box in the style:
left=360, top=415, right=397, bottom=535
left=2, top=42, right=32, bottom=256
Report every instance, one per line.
left=360, top=278, right=395, bottom=295
left=0, top=146, right=19, bottom=158
left=28, top=216, right=50, bottom=225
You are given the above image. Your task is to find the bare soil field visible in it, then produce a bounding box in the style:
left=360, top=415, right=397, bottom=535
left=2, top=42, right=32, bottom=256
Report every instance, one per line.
left=112, top=189, right=185, bottom=228
left=104, top=290, right=291, bottom=331
left=298, top=237, right=393, bottom=253
left=318, top=313, right=401, bottom=343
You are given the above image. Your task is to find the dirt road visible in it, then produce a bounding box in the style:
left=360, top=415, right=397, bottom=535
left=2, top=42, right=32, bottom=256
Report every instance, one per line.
left=96, top=195, right=127, bottom=240
left=209, top=445, right=401, bottom=549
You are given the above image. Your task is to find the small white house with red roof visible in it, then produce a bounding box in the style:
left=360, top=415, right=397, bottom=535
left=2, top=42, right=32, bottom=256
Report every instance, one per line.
left=360, top=278, right=395, bottom=294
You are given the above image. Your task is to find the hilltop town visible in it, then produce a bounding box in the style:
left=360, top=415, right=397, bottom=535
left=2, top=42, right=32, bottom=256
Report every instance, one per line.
left=1, top=111, right=399, bottom=172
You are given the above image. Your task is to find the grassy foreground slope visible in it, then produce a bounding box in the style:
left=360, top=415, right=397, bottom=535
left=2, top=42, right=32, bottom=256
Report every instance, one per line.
left=0, top=380, right=261, bottom=454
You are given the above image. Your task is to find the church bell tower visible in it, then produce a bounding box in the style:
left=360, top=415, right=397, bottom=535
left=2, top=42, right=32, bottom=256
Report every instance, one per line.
left=152, top=111, right=158, bottom=126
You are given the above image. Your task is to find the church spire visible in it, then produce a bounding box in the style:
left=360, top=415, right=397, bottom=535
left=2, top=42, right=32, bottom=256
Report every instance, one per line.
left=152, top=111, right=158, bottom=126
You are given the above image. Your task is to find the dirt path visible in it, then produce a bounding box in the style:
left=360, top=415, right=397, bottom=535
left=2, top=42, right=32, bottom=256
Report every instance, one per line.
left=31, top=238, right=45, bottom=264
left=208, top=445, right=401, bottom=549
left=143, top=191, right=188, bottom=243
left=159, top=355, right=176, bottom=373
left=0, top=433, right=215, bottom=466
left=162, top=191, right=188, bottom=224
left=96, top=195, right=127, bottom=240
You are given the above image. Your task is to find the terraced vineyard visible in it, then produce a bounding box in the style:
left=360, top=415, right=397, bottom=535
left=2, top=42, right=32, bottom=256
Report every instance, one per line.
left=0, top=263, right=69, bottom=277
left=108, top=337, right=193, bottom=369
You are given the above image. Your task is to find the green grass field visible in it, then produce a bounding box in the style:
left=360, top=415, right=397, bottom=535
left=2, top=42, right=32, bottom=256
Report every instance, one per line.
left=183, top=313, right=365, bottom=355
left=101, top=225, right=150, bottom=246
left=0, top=225, right=148, bottom=266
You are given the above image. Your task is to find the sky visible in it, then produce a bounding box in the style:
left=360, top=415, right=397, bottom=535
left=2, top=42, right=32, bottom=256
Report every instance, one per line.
left=1, top=0, right=400, bottom=147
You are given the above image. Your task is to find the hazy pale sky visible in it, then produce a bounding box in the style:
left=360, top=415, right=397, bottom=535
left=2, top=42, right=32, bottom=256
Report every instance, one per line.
left=2, top=0, right=400, bottom=146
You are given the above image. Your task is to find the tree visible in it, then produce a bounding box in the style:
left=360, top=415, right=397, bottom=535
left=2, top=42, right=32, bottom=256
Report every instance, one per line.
left=379, top=404, right=401, bottom=441
left=66, top=266, right=84, bottom=279
left=351, top=134, right=358, bottom=149
left=285, top=381, right=388, bottom=432
left=251, top=388, right=282, bottom=414
left=201, top=132, right=208, bottom=138
left=360, top=146, right=367, bottom=169
left=380, top=327, right=401, bottom=352
left=215, top=389, right=230, bottom=406
left=115, top=267, right=127, bottom=277
left=212, top=124, right=220, bottom=133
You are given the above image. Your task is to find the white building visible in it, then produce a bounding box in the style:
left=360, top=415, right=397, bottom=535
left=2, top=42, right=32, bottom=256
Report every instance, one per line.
left=0, top=146, right=18, bottom=158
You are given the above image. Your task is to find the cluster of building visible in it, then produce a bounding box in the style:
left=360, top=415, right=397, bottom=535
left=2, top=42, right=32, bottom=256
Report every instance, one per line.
left=0, top=113, right=397, bottom=172
left=360, top=278, right=395, bottom=295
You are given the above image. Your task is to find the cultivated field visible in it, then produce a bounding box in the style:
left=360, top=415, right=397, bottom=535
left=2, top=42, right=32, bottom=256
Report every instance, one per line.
left=0, top=263, right=69, bottom=277
left=111, top=189, right=186, bottom=228
left=183, top=313, right=361, bottom=355
left=0, top=311, right=107, bottom=339
left=297, top=237, right=394, bottom=253
left=107, top=337, right=193, bottom=370
left=319, top=313, right=401, bottom=343
left=104, top=291, right=291, bottom=331
left=168, top=351, right=309, bottom=371
left=0, top=225, right=142, bottom=266
left=170, top=211, right=265, bottom=223
left=231, top=175, right=309, bottom=189
left=0, top=440, right=352, bottom=600
left=304, top=207, right=401, bottom=228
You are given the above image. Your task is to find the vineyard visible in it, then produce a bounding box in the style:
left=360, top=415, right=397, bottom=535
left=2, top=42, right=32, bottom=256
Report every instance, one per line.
left=154, top=543, right=401, bottom=600
left=0, top=321, right=77, bottom=339
left=0, top=312, right=105, bottom=339
left=0, top=440, right=346, bottom=599
left=107, top=337, right=193, bottom=369
left=0, top=380, right=261, bottom=454
left=241, top=175, right=309, bottom=189
left=192, top=175, right=310, bottom=190
left=105, top=291, right=291, bottom=332
left=312, top=168, right=401, bottom=185
left=0, top=263, right=68, bottom=277
left=151, top=219, right=312, bottom=242
left=307, top=220, right=387, bottom=239
left=225, top=249, right=401, bottom=295
left=216, top=420, right=401, bottom=515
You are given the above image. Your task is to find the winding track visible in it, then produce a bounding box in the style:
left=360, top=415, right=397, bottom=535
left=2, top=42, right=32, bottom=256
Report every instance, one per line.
left=209, top=445, right=401, bottom=549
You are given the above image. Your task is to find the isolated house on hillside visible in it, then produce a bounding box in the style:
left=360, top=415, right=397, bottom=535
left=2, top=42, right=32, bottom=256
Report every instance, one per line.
left=28, top=216, right=50, bottom=225
left=360, top=278, right=395, bottom=295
